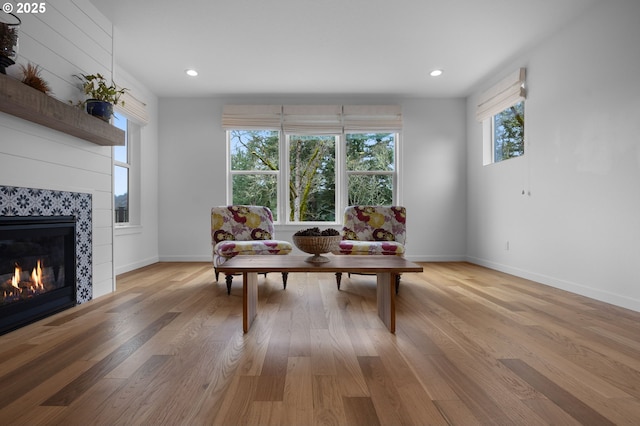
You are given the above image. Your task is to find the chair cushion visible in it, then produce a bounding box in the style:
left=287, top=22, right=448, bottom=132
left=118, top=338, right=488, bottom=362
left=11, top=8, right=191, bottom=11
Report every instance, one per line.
left=214, top=240, right=293, bottom=258
left=211, top=205, right=276, bottom=244
left=342, top=206, right=407, bottom=245
left=334, top=240, right=405, bottom=256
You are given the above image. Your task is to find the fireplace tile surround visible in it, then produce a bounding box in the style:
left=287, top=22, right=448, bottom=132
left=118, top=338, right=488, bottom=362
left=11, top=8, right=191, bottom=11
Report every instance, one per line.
left=0, top=185, right=93, bottom=303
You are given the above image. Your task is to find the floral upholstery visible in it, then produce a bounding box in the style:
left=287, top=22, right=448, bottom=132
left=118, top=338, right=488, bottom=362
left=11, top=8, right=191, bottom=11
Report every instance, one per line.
left=334, top=206, right=406, bottom=256
left=333, top=205, right=407, bottom=293
left=211, top=205, right=292, bottom=293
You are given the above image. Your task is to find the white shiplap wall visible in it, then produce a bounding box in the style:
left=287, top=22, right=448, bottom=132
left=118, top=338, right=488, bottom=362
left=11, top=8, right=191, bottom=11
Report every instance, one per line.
left=0, top=0, right=115, bottom=297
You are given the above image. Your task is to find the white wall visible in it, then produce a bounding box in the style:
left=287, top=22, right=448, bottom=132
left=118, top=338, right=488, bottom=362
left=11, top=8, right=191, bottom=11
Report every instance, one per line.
left=0, top=0, right=159, bottom=293
left=466, top=0, right=640, bottom=311
left=112, top=65, right=160, bottom=276
left=0, top=0, right=115, bottom=298
left=157, top=97, right=467, bottom=263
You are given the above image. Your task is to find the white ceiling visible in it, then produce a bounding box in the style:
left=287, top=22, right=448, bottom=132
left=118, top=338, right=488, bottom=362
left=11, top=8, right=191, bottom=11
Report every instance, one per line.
left=93, top=0, right=597, bottom=98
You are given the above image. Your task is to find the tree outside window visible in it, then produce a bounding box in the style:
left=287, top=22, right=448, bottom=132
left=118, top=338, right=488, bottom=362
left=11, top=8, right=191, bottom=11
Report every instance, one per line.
left=229, top=130, right=279, bottom=219
left=228, top=129, right=397, bottom=223
left=346, top=133, right=395, bottom=205
left=289, top=135, right=336, bottom=222
left=493, top=101, right=524, bottom=162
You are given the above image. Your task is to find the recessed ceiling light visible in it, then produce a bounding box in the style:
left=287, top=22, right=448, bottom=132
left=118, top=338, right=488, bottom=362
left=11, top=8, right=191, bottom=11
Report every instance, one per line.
left=185, top=69, right=198, bottom=77
left=430, top=69, right=443, bottom=77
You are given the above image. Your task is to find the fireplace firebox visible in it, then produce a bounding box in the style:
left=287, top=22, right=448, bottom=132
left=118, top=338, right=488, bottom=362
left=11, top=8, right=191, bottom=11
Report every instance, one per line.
left=0, top=216, right=77, bottom=335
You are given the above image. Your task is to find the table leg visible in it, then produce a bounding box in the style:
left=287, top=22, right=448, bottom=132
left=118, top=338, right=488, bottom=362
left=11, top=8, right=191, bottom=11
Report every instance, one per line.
left=243, top=272, right=258, bottom=333
left=376, top=272, right=396, bottom=333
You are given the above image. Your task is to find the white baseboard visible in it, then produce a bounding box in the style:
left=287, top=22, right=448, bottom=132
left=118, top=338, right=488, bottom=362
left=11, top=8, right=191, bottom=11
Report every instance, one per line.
left=405, top=254, right=467, bottom=262
left=158, top=255, right=212, bottom=263
left=115, top=256, right=160, bottom=276
left=466, top=256, right=640, bottom=313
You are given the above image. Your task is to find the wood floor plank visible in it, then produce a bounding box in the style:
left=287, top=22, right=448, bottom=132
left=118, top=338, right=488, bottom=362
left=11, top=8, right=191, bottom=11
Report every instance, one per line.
left=0, top=360, right=96, bottom=424
left=0, top=318, right=118, bottom=409
left=282, top=356, right=313, bottom=425
left=501, top=358, right=616, bottom=426
left=357, top=355, right=416, bottom=425
left=312, top=374, right=347, bottom=425
left=432, top=400, right=482, bottom=426
left=342, top=396, right=381, bottom=426
left=1, top=261, right=639, bottom=425
left=41, top=312, right=180, bottom=406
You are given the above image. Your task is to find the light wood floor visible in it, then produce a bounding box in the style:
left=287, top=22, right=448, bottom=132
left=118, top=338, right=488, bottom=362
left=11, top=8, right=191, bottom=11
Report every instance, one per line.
left=1, top=262, right=640, bottom=425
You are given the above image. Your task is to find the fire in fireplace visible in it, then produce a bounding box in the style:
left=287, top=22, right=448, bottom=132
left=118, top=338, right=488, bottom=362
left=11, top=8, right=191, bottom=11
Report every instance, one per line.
left=0, top=216, right=77, bottom=335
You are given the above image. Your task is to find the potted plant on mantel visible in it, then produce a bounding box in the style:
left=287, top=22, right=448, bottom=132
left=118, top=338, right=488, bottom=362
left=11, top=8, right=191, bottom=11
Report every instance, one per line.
left=74, top=73, right=127, bottom=122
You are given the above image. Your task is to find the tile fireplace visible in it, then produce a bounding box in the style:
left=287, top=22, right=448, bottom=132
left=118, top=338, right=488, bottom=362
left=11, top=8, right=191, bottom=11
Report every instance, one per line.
left=0, top=186, right=92, bottom=334
left=0, top=216, right=76, bottom=334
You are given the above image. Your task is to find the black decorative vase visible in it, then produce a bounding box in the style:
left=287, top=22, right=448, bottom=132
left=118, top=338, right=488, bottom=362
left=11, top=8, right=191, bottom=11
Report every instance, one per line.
left=86, top=100, right=113, bottom=122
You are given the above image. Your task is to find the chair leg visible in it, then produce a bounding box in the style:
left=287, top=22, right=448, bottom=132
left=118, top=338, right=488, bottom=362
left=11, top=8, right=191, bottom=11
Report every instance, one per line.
left=214, top=269, right=219, bottom=282
left=225, top=274, right=233, bottom=295
left=395, top=274, right=401, bottom=294
left=282, top=272, right=288, bottom=290
left=336, top=272, right=342, bottom=290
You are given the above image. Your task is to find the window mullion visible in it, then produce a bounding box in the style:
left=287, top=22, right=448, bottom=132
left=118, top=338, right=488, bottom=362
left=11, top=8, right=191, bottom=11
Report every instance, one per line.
left=280, top=132, right=289, bottom=224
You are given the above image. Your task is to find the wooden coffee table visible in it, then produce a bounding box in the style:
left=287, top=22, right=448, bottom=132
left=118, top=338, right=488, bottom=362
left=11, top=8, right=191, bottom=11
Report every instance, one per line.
left=216, top=255, right=423, bottom=333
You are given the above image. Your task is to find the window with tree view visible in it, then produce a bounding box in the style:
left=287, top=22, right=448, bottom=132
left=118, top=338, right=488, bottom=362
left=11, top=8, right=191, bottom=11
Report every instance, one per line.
left=289, top=135, right=336, bottom=222
left=346, top=133, right=395, bottom=205
left=229, top=130, right=280, bottom=219
left=493, top=100, right=524, bottom=162
left=228, top=130, right=398, bottom=224
left=225, top=104, right=401, bottom=224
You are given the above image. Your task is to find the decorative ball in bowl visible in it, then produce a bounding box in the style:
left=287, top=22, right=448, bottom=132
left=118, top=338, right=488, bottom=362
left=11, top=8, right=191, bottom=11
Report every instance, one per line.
left=293, top=227, right=342, bottom=263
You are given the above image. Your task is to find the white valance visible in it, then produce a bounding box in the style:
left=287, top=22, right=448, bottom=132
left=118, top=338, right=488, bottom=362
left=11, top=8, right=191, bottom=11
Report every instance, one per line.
left=222, top=105, right=282, bottom=129
left=282, top=105, right=343, bottom=135
left=343, top=105, right=402, bottom=131
left=476, top=68, right=526, bottom=122
left=116, top=92, right=149, bottom=125
left=222, top=104, right=403, bottom=133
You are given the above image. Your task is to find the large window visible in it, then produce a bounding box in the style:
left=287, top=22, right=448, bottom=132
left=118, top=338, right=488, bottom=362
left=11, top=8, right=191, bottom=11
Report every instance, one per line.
left=228, top=130, right=398, bottom=224
left=224, top=104, right=401, bottom=224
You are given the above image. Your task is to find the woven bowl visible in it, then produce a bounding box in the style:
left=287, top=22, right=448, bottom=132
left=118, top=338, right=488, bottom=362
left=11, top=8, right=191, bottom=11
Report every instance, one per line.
left=293, top=235, right=342, bottom=263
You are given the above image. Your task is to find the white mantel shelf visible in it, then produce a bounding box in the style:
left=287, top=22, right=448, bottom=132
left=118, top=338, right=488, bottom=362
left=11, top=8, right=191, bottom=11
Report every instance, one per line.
left=0, top=73, right=124, bottom=146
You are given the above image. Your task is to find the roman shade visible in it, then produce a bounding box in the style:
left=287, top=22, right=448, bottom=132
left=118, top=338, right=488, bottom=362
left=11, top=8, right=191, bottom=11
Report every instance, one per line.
left=116, top=92, right=150, bottom=125
left=476, top=68, right=526, bottom=122
left=222, top=105, right=283, bottom=129
left=282, top=105, right=343, bottom=135
left=221, top=104, right=403, bottom=133
left=343, top=105, right=403, bottom=131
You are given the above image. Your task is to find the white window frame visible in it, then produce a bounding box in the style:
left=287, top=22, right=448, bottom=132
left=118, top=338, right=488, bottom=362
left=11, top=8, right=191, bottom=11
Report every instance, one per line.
left=344, top=131, right=399, bottom=207
left=113, top=112, right=141, bottom=229
left=226, top=129, right=281, bottom=221
left=227, top=129, right=400, bottom=225
left=482, top=101, right=525, bottom=166
left=284, top=132, right=341, bottom=225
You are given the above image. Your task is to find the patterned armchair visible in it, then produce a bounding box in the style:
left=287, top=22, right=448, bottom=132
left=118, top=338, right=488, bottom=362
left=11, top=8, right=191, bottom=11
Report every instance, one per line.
left=211, top=205, right=292, bottom=294
left=333, top=205, right=407, bottom=293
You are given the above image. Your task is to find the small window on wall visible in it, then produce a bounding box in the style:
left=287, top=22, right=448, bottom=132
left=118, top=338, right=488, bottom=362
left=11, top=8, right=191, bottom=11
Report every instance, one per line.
left=477, top=68, right=526, bottom=165
left=113, top=113, right=129, bottom=223
left=492, top=101, right=524, bottom=162
left=113, top=112, right=141, bottom=226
